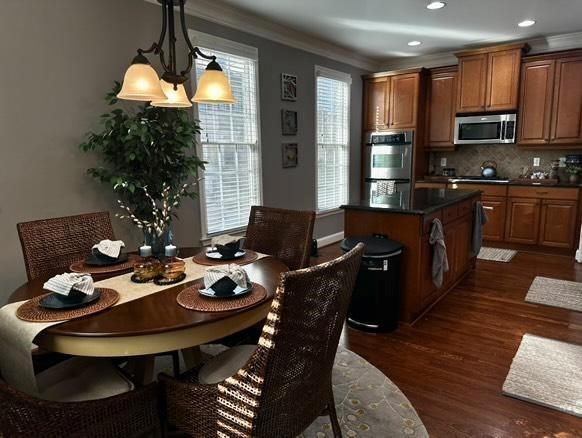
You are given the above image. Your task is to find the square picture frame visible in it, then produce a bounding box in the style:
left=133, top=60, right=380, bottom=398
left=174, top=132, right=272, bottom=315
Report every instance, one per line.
left=281, top=109, right=298, bottom=135
left=282, top=143, right=298, bottom=168
left=281, top=73, right=297, bottom=101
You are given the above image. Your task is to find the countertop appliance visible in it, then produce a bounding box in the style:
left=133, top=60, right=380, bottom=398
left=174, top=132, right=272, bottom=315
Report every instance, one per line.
left=340, top=235, right=404, bottom=332
left=481, top=161, right=497, bottom=178
left=364, top=131, right=413, bottom=201
left=454, top=114, right=516, bottom=145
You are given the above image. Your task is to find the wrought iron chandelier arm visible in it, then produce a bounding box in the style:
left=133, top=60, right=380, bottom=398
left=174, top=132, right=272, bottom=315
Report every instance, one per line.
left=178, top=0, right=216, bottom=61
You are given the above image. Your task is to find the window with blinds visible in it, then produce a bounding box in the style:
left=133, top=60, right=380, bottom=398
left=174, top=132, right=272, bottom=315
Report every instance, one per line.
left=316, top=67, right=351, bottom=213
left=193, top=37, right=262, bottom=236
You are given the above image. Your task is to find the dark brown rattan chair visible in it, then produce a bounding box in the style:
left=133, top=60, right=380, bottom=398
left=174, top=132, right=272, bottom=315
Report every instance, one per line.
left=244, top=206, right=315, bottom=271
left=0, top=379, right=162, bottom=437
left=159, top=243, right=364, bottom=437
left=17, top=211, right=116, bottom=281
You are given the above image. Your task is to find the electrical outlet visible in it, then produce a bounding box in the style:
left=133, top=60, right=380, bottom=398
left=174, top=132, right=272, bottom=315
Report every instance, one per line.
left=440, top=157, right=447, bottom=167
left=559, top=157, right=567, bottom=167
left=533, top=157, right=540, bottom=167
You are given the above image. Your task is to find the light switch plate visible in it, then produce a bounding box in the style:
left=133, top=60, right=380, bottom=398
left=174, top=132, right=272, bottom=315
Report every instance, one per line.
left=533, top=157, right=540, bottom=167
left=559, top=157, right=567, bottom=167
left=440, top=158, right=447, bottom=167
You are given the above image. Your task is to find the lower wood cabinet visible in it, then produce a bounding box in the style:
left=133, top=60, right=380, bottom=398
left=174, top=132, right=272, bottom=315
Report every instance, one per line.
left=481, top=196, right=506, bottom=241
left=505, top=197, right=541, bottom=244
left=539, top=199, right=578, bottom=248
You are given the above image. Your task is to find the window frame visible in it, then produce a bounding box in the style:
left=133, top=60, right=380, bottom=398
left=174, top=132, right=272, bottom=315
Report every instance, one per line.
left=189, top=30, right=263, bottom=240
left=314, top=65, right=352, bottom=215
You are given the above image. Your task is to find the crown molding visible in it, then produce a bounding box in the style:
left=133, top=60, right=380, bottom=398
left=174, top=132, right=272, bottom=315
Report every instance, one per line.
left=144, top=0, right=379, bottom=71
left=380, top=31, right=582, bottom=71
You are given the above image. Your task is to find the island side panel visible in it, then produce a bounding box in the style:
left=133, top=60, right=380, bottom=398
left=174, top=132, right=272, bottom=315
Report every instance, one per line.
left=344, top=210, right=424, bottom=323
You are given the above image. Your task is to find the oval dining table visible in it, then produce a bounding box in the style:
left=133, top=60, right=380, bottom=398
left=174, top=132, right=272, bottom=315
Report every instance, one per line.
left=8, top=248, right=287, bottom=382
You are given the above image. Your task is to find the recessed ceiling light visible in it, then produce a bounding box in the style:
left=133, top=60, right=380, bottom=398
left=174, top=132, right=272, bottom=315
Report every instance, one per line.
left=426, top=1, right=446, bottom=10
left=408, top=41, right=422, bottom=46
left=518, top=19, right=536, bottom=27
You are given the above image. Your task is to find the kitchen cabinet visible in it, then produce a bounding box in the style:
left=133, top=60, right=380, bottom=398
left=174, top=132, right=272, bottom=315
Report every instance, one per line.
left=551, top=56, right=582, bottom=145
left=363, top=77, right=388, bottom=131
left=426, top=67, right=458, bottom=149
left=518, top=51, right=582, bottom=148
left=505, top=197, right=541, bottom=244
left=481, top=197, right=506, bottom=241
left=539, top=200, right=578, bottom=248
left=389, top=72, right=420, bottom=129
left=518, top=60, right=555, bottom=145
left=362, top=69, right=423, bottom=131
left=456, top=43, right=528, bottom=114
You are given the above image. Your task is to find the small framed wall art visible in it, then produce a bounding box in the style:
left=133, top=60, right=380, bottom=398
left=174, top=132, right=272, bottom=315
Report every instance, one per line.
left=281, top=109, right=298, bottom=135
left=281, top=73, right=297, bottom=101
left=282, top=143, right=298, bottom=168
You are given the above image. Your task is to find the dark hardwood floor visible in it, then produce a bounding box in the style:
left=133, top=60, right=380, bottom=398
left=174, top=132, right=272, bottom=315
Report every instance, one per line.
left=312, top=245, right=582, bottom=437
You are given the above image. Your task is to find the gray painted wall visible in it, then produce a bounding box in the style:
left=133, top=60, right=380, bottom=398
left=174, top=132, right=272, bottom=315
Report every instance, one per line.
left=0, top=0, right=367, bottom=302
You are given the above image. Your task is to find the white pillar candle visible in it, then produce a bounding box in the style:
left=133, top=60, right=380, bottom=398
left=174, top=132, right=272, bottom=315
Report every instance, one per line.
left=164, top=244, right=177, bottom=257
left=139, top=244, right=152, bottom=257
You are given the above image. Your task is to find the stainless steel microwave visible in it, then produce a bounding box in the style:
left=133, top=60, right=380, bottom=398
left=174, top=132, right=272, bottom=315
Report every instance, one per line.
left=454, top=114, right=516, bottom=144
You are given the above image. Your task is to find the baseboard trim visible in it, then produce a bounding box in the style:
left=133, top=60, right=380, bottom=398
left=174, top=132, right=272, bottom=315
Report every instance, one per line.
left=317, top=231, right=344, bottom=248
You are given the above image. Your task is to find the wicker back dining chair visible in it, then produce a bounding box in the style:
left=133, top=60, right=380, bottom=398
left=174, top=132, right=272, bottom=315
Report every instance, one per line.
left=17, top=212, right=115, bottom=280
left=0, top=379, right=162, bottom=437
left=244, top=206, right=315, bottom=271
left=160, top=243, right=364, bottom=437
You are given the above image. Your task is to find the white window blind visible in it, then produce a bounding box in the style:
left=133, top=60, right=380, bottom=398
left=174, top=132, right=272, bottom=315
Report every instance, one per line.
left=193, top=37, right=262, bottom=236
left=316, top=67, right=351, bottom=213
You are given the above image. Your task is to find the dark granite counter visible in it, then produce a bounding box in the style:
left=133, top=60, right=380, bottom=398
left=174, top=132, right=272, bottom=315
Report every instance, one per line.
left=340, top=188, right=480, bottom=215
left=417, top=177, right=582, bottom=188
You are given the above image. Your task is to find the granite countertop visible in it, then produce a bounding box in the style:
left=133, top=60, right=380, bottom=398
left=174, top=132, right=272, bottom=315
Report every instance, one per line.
left=418, top=176, right=582, bottom=188
left=340, top=188, right=481, bottom=215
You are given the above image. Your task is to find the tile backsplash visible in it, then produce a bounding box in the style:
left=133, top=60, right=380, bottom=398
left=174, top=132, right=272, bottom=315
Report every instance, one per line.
left=429, top=144, right=582, bottom=179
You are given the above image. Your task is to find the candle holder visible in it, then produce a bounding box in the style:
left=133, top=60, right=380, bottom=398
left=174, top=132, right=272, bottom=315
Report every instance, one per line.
left=131, top=244, right=162, bottom=283
left=154, top=244, right=186, bottom=285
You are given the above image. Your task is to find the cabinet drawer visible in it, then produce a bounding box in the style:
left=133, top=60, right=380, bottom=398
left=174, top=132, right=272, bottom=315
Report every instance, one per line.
left=415, top=182, right=447, bottom=189
left=442, top=205, right=459, bottom=224
left=448, top=183, right=507, bottom=197
left=508, top=186, right=579, bottom=200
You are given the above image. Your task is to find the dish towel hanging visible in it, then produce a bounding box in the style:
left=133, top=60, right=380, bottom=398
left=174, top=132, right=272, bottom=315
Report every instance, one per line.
left=471, top=202, right=489, bottom=257
left=576, top=224, right=582, bottom=263
left=429, top=218, right=449, bottom=289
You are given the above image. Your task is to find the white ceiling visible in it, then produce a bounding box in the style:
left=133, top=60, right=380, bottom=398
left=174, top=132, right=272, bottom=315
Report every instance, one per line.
left=213, top=0, right=582, bottom=63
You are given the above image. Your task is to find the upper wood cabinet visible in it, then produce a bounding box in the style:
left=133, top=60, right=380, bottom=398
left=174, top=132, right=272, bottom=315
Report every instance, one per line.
left=455, top=43, right=528, bottom=114
left=456, top=54, right=488, bottom=113
left=363, top=69, right=423, bottom=131
left=389, top=73, right=420, bottom=129
left=518, top=51, right=582, bottom=148
left=425, top=67, right=458, bottom=149
left=551, top=56, right=582, bottom=144
left=363, top=77, right=388, bottom=131
left=518, top=60, right=555, bottom=146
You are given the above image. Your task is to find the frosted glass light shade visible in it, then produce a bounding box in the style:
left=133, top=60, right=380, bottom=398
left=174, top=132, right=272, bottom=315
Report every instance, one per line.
left=118, top=62, right=166, bottom=102
left=151, top=80, right=192, bottom=108
left=192, top=69, right=235, bottom=104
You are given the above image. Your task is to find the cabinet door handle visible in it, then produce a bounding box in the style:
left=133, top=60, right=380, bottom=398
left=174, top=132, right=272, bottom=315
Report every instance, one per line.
left=483, top=206, right=494, bottom=210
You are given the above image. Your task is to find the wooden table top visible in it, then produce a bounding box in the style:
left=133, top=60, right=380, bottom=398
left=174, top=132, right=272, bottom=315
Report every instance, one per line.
left=8, top=248, right=287, bottom=340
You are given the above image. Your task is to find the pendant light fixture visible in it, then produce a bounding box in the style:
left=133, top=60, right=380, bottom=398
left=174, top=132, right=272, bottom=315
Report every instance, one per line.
left=118, top=0, right=235, bottom=106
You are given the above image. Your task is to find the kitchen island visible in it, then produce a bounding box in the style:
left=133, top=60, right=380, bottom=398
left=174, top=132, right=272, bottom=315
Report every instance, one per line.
left=341, top=188, right=481, bottom=324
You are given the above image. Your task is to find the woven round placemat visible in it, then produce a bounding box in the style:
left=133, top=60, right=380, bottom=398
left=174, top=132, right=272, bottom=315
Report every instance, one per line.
left=177, top=282, right=267, bottom=312
left=70, top=255, right=139, bottom=275
left=192, top=250, right=259, bottom=266
left=16, top=288, right=120, bottom=323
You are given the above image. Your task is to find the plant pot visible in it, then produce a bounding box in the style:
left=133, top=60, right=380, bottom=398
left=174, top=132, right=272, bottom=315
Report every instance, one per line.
left=569, top=174, right=579, bottom=184
left=145, top=229, right=173, bottom=259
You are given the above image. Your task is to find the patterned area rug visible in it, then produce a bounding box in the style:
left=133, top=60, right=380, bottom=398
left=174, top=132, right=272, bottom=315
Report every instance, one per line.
left=526, top=277, right=582, bottom=312
left=503, top=334, right=582, bottom=418
left=156, top=345, right=428, bottom=437
left=477, top=247, right=517, bottom=262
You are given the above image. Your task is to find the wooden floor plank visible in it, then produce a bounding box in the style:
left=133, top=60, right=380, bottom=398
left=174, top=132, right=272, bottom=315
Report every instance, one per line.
left=312, top=245, right=582, bottom=437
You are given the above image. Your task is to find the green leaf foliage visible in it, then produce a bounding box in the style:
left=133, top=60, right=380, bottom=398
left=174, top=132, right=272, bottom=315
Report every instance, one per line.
left=79, top=82, right=205, bottom=221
